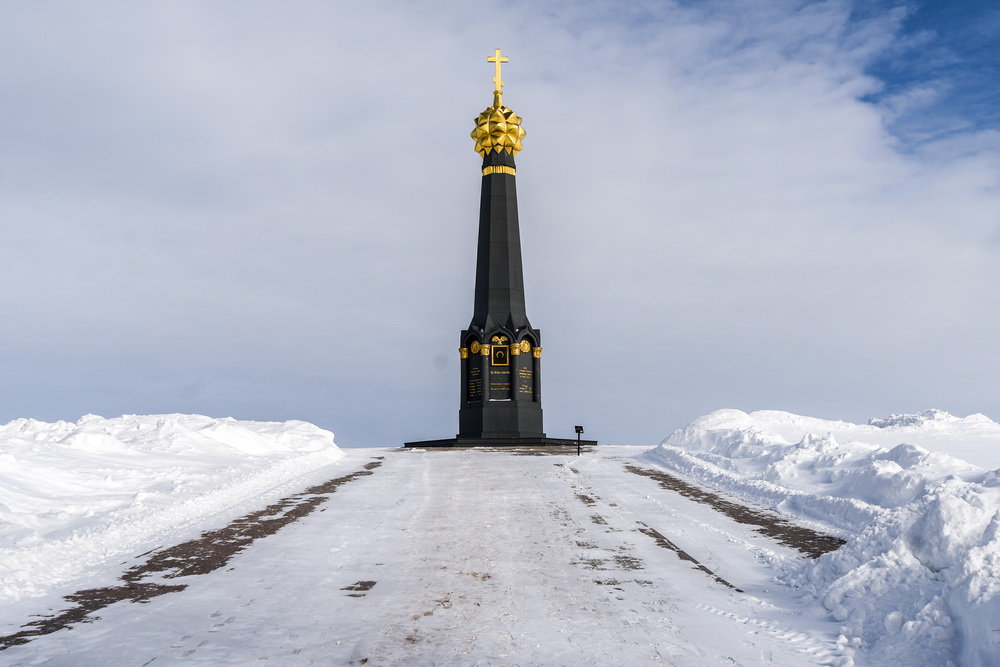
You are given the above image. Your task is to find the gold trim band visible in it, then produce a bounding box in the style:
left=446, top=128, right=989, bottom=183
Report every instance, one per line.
left=482, top=165, right=516, bottom=176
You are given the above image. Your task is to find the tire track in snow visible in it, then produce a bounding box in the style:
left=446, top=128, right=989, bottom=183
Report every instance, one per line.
left=623, top=463, right=845, bottom=558
left=634, top=521, right=742, bottom=592
left=562, top=454, right=846, bottom=665
left=695, top=603, right=844, bottom=665
left=561, top=463, right=740, bottom=591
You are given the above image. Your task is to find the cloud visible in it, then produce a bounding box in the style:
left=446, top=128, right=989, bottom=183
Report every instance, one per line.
left=0, top=0, right=998, bottom=446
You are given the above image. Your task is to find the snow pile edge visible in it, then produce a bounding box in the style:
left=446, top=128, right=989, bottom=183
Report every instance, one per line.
left=0, top=414, right=345, bottom=602
left=648, top=408, right=1000, bottom=667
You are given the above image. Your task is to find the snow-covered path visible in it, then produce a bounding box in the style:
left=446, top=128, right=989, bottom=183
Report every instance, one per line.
left=1, top=446, right=848, bottom=666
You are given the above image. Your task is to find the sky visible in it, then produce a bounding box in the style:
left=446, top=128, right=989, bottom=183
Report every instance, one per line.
left=1, top=0, right=999, bottom=447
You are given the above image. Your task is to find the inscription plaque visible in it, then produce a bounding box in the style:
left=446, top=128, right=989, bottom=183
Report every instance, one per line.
left=490, top=368, right=511, bottom=399
left=468, top=366, right=482, bottom=401
left=517, top=367, right=533, bottom=398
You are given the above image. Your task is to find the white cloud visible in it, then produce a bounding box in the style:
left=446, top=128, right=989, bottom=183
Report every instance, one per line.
left=0, top=0, right=997, bottom=445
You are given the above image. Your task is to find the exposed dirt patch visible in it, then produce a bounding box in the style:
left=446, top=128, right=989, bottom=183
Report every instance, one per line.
left=573, top=557, right=609, bottom=571
left=594, top=577, right=656, bottom=592
left=549, top=506, right=572, bottom=525
left=0, top=459, right=384, bottom=651
left=342, top=581, right=377, bottom=598
left=613, top=554, right=644, bottom=571
left=636, top=522, right=743, bottom=592
left=594, top=578, right=623, bottom=586
left=624, top=464, right=845, bottom=558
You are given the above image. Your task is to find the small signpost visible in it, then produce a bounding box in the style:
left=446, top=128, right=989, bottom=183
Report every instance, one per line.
left=575, top=425, right=584, bottom=456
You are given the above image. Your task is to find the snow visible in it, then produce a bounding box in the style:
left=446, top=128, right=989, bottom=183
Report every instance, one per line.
left=2, top=445, right=847, bottom=665
left=2, top=408, right=1000, bottom=665
left=0, top=414, right=344, bottom=603
left=652, top=408, right=1000, bottom=666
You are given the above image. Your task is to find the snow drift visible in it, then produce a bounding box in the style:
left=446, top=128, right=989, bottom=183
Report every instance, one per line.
left=0, top=414, right=343, bottom=602
left=650, top=408, right=1000, bottom=667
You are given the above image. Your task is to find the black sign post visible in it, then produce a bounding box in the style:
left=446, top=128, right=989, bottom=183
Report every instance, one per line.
left=575, top=425, right=584, bottom=456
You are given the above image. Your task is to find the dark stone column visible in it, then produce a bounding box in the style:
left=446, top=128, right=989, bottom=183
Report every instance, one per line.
left=455, top=148, right=546, bottom=440
left=532, top=346, right=542, bottom=403
left=459, top=346, right=469, bottom=404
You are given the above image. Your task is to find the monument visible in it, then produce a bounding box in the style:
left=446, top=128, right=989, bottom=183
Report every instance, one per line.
left=405, top=50, right=597, bottom=448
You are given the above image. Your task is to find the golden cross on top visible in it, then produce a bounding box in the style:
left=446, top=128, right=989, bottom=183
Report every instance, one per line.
left=487, top=48, right=508, bottom=91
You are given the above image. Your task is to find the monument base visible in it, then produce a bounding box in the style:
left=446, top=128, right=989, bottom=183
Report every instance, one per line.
left=404, top=436, right=598, bottom=448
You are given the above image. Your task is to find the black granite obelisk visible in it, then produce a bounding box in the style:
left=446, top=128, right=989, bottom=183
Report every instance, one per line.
left=405, top=50, right=596, bottom=448
left=457, top=140, right=544, bottom=439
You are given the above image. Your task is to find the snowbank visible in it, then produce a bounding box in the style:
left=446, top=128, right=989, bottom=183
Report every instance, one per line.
left=0, top=414, right=343, bottom=602
left=650, top=409, right=1000, bottom=667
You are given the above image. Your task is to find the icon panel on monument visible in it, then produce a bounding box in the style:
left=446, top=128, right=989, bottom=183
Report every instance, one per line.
left=491, top=345, right=509, bottom=366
